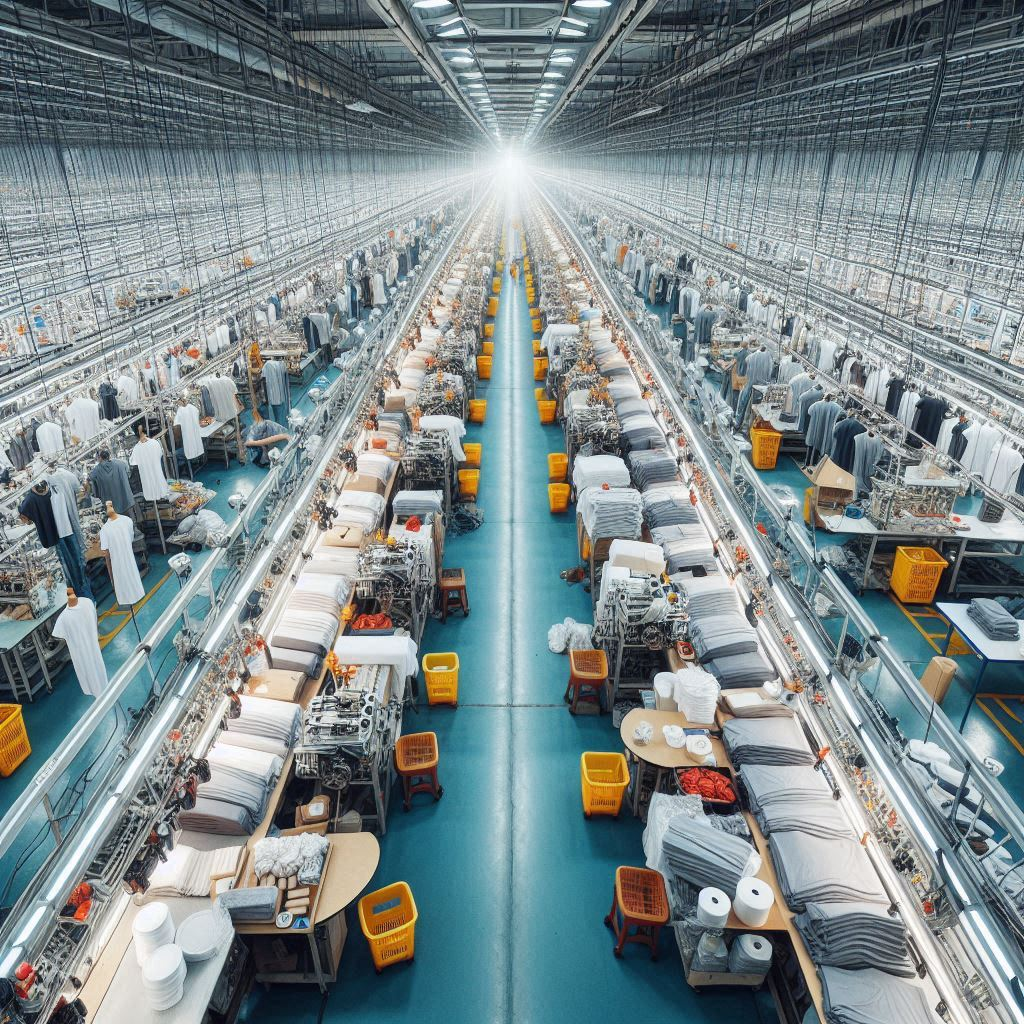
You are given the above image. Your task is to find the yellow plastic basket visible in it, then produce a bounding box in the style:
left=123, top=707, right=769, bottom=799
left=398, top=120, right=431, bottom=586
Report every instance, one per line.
left=0, top=705, right=30, bottom=777
left=487, top=297, right=499, bottom=318
left=492, top=277, right=502, bottom=294
left=495, top=259, right=504, bottom=273
left=534, top=387, right=547, bottom=402
left=580, top=752, right=629, bottom=817
left=891, top=547, right=948, bottom=604
left=358, top=882, right=418, bottom=973
left=483, top=322, right=495, bottom=338
left=533, top=356, right=548, bottom=381
left=537, top=400, right=556, bottom=424
left=526, top=289, right=536, bottom=304
left=750, top=426, right=782, bottom=470
left=548, top=483, right=571, bottom=513
left=532, top=340, right=542, bottom=355
left=423, top=652, right=459, bottom=706
left=469, top=399, right=487, bottom=423
left=463, top=443, right=482, bottom=468
left=476, top=355, right=493, bottom=380
left=548, top=453, right=568, bottom=482
left=482, top=340, right=494, bottom=356
left=458, top=469, right=480, bottom=501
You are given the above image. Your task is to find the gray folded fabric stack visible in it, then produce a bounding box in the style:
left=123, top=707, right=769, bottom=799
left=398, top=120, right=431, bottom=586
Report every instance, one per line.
left=393, top=489, right=444, bottom=519
left=820, top=966, right=941, bottom=1023
left=227, top=696, right=302, bottom=746
left=577, top=486, right=644, bottom=540
left=705, top=651, right=776, bottom=689
left=724, top=717, right=815, bottom=766
left=643, top=487, right=701, bottom=528
left=619, top=413, right=664, bottom=451
left=967, top=598, right=1020, bottom=640
left=769, top=834, right=890, bottom=911
left=662, top=813, right=759, bottom=893
left=218, top=886, right=279, bottom=923
left=683, top=583, right=738, bottom=617
left=628, top=450, right=679, bottom=489
left=796, top=903, right=914, bottom=977
left=741, top=765, right=850, bottom=839
left=652, top=524, right=716, bottom=574
left=691, top=613, right=760, bottom=660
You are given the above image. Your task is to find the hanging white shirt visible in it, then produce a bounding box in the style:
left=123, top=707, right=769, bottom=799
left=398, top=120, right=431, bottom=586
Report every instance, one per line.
left=935, top=416, right=957, bottom=456
left=49, top=485, right=74, bottom=539
left=897, top=391, right=920, bottom=428
left=983, top=442, right=1024, bottom=493
left=962, top=423, right=1001, bottom=475
left=52, top=598, right=108, bottom=698
left=174, top=404, right=204, bottom=460
left=36, top=421, right=64, bottom=455
left=99, top=514, right=145, bottom=605
left=816, top=338, right=837, bottom=372
left=117, top=374, right=140, bottom=407
left=65, top=396, right=101, bottom=441
left=130, top=438, right=170, bottom=501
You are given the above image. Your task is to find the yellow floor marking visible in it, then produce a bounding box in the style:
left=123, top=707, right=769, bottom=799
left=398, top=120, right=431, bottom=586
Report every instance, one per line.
left=994, top=698, right=1024, bottom=724
left=887, top=595, right=971, bottom=655
left=976, top=698, right=1024, bottom=757
left=98, top=570, right=172, bottom=650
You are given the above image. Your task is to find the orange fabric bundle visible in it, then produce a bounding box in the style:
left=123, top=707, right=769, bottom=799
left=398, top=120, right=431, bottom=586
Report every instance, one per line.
left=352, top=613, right=392, bottom=631
left=404, top=515, right=421, bottom=532
left=676, top=767, right=736, bottom=803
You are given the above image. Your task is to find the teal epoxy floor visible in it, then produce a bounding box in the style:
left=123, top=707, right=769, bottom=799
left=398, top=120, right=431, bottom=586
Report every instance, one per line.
left=0, top=367, right=339, bottom=903
left=243, top=254, right=777, bottom=1023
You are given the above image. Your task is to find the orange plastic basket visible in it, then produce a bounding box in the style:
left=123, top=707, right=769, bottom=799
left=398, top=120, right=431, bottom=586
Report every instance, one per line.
left=750, top=426, right=782, bottom=470
left=476, top=355, right=493, bottom=380
left=533, top=356, right=548, bottom=381
left=891, top=546, right=948, bottom=604
left=395, top=732, right=439, bottom=773
left=548, top=483, right=571, bottom=513
left=570, top=648, right=608, bottom=681
left=548, top=453, right=568, bottom=482
left=538, top=400, right=556, bottom=424
left=463, top=443, right=482, bottom=468
left=469, top=399, right=487, bottom=423
left=481, top=341, right=494, bottom=356
left=615, top=867, right=669, bottom=922
left=581, top=752, right=629, bottom=817
left=358, top=882, right=418, bottom=972
left=422, top=653, right=459, bottom=706
left=0, top=705, right=30, bottom=777
left=458, top=469, right=480, bottom=501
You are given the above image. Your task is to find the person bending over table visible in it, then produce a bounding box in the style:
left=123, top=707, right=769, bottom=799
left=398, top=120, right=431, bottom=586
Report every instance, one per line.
left=245, top=414, right=290, bottom=467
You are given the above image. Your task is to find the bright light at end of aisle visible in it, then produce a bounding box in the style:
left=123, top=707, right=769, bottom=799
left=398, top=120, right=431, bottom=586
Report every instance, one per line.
left=494, top=146, right=530, bottom=195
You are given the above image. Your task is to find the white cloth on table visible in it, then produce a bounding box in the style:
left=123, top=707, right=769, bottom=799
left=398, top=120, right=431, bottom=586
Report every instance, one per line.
left=333, top=635, right=419, bottom=679
left=174, top=404, right=204, bottom=460
left=572, top=454, right=631, bottom=494
left=52, top=598, right=108, bottom=697
left=99, top=514, right=145, bottom=605
left=130, top=438, right=170, bottom=501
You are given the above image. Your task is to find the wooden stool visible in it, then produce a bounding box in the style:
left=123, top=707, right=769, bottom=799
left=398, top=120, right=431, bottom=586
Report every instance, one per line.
left=394, top=732, right=442, bottom=811
left=563, top=648, right=609, bottom=715
left=604, top=866, right=669, bottom=960
left=439, top=567, right=469, bottom=622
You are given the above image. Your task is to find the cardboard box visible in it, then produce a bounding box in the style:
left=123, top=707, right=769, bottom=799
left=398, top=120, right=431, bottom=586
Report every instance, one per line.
left=919, top=656, right=956, bottom=703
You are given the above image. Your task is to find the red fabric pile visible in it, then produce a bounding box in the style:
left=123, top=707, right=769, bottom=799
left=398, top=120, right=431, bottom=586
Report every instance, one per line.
left=676, top=767, right=736, bottom=803
left=404, top=515, right=422, bottom=532
left=352, top=613, right=393, bottom=631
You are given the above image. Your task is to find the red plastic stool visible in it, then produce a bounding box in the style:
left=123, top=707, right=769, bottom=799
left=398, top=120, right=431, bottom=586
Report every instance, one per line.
left=563, top=648, right=609, bottom=714
left=604, top=866, right=669, bottom=960
left=395, top=732, right=442, bottom=811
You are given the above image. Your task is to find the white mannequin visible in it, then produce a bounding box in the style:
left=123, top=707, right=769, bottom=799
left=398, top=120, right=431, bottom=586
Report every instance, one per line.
left=52, top=587, right=108, bottom=697
left=99, top=501, right=145, bottom=605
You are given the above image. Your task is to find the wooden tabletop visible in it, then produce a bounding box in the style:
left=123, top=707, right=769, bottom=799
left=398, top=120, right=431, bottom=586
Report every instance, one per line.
left=619, top=709, right=726, bottom=769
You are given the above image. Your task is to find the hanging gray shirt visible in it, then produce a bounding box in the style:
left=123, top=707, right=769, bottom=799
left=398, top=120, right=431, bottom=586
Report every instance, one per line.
left=89, top=458, right=136, bottom=514
left=805, top=400, right=843, bottom=455
left=744, top=347, right=775, bottom=386
left=852, top=431, right=884, bottom=495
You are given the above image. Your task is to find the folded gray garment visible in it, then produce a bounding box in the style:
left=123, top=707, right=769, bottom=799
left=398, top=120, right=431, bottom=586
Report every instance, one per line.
left=705, top=651, right=775, bottom=690
left=796, top=903, right=914, bottom=977
left=198, top=770, right=270, bottom=824
left=820, top=966, right=941, bottom=1023
left=754, top=799, right=851, bottom=840
left=967, top=598, right=1019, bottom=640
left=691, top=615, right=760, bottom=660
left=724, top=717, right=815, bottom=766
left=740, top=765, right=834, bottom=808
left=178, top=797, right=254, bottom=836
left=662, top=814, right=758, bottom=893
left=218, top=886, right=279, bottom=922
left=770, top=834, right=889, bottom=910
left=269, top=643, right=322, bottom=676
left=686, top=591, right=739, bottom=618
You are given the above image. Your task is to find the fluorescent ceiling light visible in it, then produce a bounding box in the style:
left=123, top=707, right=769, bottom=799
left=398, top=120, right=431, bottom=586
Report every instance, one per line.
left=413, top=0, right=452, bottom=7
left=449, top=55, right=474, bottom=64
left=437, top=25, right=465, bottom=35
left=460, top=71, right=483, bottom=78
left=440, top=15, right=462, bottom=25
left=543, top=71, right=565, bottom=78
left=562, top=15, right=588, bottom=26
left=346, top=100, right=381, bottom=114
left=549, top=55, right=573, bottom=64
left=558, top=26, right=585, bottom=36
left=573, top=0, right=611, bottom=6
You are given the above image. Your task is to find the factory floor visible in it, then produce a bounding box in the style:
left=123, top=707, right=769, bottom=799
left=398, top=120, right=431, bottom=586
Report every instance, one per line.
left=0, top=363, right=338, bottom=903
left=243, top=260, right=777, bottom=1023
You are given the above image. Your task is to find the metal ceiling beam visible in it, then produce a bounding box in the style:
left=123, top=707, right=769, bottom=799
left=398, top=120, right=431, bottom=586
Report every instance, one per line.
left=533, top=0, right=657, bottom=136
left=290, top=28, right=399, bottom=43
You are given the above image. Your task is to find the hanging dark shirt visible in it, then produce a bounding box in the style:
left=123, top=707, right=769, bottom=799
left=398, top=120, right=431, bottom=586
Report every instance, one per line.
left=949, top=421, right=970, bottom=462
left=98, top=382, right=120, bottom=421
left=885, top=378, right=906, bottom=417
left=911, top=397, right=949, bottom=445
left=19, top=487, right=60, bottom=548
left=89, top=458, right=135, bottom=513
left=830, top=418, right=867, bottom=473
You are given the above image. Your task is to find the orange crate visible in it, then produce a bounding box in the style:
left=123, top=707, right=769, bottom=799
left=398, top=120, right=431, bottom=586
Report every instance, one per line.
left=463, top=443, right=482, bottom=468
left=580, top=752, right=629, bottom=817
left=750, top=426, right=782, bottom=470
left=533, top=356, right=548, bottom=381
left=548, top=483, right=571, bottom=513
left=891, top=546, right=948, bottom=604
left=548, top=453, right=568, bottom=482
left=476, top=355, right=493, bottom=380
left=458, top=469, right=480, bottom=501
left=0, top=705, right=30, bottom=777
left=468, top=399, right=487, bottom=423
left=482, top=340, right=494, bottom=356
left=538, top=400, right=556, bottom=424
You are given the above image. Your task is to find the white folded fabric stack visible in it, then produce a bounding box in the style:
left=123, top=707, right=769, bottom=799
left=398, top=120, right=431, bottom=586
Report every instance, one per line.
left=142, top=944, right=186, bottom=1011
left=572, top=454, right=631, bottom=494
left=227, top=695, right=302, bottom=745
left=674, top=666, right=720, bottom=724
left=145, top=846, right=243, bottom=899
left=577, top=486, right=643, bottom=540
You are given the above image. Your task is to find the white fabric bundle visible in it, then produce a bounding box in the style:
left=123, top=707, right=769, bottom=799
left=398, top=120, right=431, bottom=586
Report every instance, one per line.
left=253, top=832, right=330, bottom=884
left=547, top=618, right=594, bottom=653
left=674, top=666, right=721, bottom=724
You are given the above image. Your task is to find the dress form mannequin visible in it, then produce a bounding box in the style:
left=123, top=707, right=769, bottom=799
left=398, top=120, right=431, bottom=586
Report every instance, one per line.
left=52, top=587, right=108, bottom=697
left=99, top=501, right=145, bottom=610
